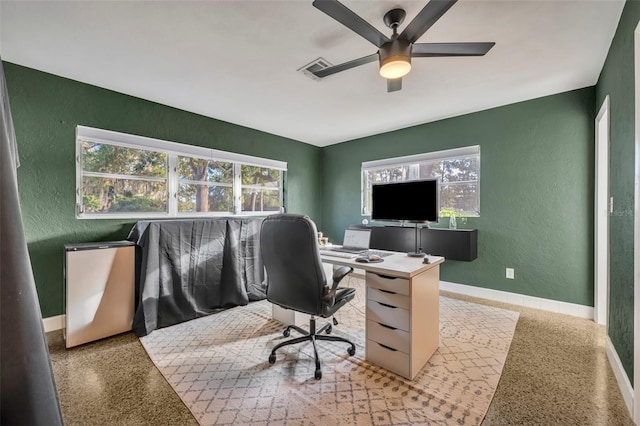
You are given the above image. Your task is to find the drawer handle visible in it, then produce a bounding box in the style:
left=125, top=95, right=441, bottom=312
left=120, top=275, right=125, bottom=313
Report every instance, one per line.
left=377, top=342, right=398, bottom=352
left=378, top=289, right=396, bottom=295
left=376, top=301, right=397, bottom=309
left=374, top=273, right=397, bottom=280
left=378, top=323, right=398, bottom=330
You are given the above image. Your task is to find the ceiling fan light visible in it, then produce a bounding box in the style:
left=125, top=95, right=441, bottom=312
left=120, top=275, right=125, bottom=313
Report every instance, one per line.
left=379, top=39, right=412, bottom=79
left=379, top=57, right=412, bottom=79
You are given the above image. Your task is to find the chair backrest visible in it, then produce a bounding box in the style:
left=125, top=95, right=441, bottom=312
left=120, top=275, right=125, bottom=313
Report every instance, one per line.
left=260, top=214, right=327, bottom=315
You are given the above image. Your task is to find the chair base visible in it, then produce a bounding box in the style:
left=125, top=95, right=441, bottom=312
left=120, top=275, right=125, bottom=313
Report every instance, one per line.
left=268, top=317, right=356, bottom=380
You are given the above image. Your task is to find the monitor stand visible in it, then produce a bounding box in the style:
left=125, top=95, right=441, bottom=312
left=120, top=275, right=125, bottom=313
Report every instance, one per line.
left=407, top=222, right=426, bottom=257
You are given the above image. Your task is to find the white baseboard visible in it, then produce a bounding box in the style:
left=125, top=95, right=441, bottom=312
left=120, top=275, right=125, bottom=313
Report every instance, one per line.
left=439, top=281, right=594, bottom=319
left=43, top=314, right=65, bottom=333
left=605, top=336, right=634, bottom=417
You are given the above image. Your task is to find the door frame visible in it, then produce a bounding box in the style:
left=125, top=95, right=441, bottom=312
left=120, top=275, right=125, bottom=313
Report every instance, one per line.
left=634, top=21, right=640, bottom=424
left=594, top=95, right=610, bottom=327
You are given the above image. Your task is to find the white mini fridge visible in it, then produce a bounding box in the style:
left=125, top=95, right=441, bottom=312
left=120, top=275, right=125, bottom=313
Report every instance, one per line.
left=64, top=241, right=135, bottom=348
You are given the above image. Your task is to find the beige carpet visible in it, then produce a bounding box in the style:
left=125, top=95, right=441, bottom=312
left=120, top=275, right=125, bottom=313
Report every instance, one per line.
left=140, top=279, right=518, bottom=425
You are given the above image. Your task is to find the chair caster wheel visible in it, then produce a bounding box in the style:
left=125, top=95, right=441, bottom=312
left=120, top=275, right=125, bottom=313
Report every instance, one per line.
left=315, top=370, right=322, bottom=380
left=333, top=317, right=339, bottom=326
left=269, top=354, right=276, bottom=364
left=325, top=325, right=332, bottom=334
left=283, top=329, right=290, bottom=337
left=348, top=347, right=356, bottom=356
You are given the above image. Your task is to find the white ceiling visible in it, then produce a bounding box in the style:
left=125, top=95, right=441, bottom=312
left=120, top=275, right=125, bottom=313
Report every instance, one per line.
left=0, top=0, right=625, bottom=147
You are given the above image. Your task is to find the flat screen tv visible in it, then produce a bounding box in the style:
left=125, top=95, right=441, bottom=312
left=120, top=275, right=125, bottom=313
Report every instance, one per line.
left=371, top=179, right=439, bottom=223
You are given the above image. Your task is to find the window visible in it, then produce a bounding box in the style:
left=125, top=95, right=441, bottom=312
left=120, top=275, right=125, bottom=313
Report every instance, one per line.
left=362, top=146, right=480, bottom=217
left=80, top=141, right=169, bottom=214
left=177, top=156, right=234, bottom=214
left=240, top=165, right=282, bottom=213
left=76, top=126, right=286, bottom=218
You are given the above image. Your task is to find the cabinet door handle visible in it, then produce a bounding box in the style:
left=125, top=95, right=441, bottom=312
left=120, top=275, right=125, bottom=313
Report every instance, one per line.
left=375, top=273, right=396, bottom=280
left=378, top=342, right=398, bottom=352
left=376, top=301, right=396, bottom=309
left=378, top=289, right=396, bottom=295
left=378, top=323, right=398, bottom=330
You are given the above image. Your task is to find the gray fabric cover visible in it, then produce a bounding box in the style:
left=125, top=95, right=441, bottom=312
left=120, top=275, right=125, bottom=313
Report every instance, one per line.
left=128, top=218, right=266, bottom=336
left=0, top=59, right=64, bottom=425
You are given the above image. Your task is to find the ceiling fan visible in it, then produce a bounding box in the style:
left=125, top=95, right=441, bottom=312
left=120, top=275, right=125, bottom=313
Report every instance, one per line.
left=310, top=0, right=495, bottom=92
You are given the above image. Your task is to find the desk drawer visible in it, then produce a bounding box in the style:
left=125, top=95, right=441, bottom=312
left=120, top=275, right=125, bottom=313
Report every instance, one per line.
left=367, top=272, right=409, bottom=296
left=367, top=320, right=410, bottom=353
left=366, top=300, right=410, bottom=331
left=367, top=287, right=410, bottom=310
left=366, top=339, right=410, bottom=378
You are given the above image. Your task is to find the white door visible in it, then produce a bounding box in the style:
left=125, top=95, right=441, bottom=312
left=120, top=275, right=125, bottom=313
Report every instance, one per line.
left=594, top=96, right=610, bottom=327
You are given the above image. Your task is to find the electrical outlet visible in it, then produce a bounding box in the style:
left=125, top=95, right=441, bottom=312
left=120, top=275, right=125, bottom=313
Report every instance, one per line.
left=506, top=268, right=515, bottom=279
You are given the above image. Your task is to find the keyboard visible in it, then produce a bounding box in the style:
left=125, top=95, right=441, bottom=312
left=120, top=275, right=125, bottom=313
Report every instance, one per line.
left=327, top=247, right=367, bottom=254
left=320, top=249, right=394, bottom=259
left=320, top=251, right=357, bottom=259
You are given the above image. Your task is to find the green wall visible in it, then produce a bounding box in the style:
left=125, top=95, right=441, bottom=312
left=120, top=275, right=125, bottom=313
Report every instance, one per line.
left=4, top=62, right=323, bottom=318
left=596, top=0, right=640, bottom=384
left=322, top=88, right=595, bottom=307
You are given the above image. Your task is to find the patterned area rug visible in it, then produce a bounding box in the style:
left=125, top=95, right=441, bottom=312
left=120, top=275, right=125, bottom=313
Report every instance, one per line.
left=140, top=278, right=519, bottom=425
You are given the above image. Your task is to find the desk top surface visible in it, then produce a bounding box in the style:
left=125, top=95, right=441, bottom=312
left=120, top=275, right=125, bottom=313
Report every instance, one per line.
left=320, top=250, right=444, bottom=279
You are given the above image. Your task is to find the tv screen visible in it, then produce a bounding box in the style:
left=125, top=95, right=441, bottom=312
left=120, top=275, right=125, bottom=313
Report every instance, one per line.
left=371, top=179, right=439, bottom=222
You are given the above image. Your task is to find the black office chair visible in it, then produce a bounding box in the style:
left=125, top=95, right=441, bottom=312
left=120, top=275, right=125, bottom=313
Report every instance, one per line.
left=260, top=214, right=356, bottom=380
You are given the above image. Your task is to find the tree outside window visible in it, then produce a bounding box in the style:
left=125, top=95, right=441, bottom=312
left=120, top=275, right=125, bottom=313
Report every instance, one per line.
left=240, top=166, right=282, bottom=213
left=177, top=157, right=233, bottom=213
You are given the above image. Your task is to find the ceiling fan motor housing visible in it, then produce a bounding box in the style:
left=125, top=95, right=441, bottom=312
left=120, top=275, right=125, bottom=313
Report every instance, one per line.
left=379, top=39, right=412, bottom=78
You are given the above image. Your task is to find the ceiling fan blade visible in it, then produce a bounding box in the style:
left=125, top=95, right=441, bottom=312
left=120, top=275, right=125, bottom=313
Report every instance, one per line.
left=399, top=0, right=458, bottom=43
left=312, top=0, right=391, bottom=48
left=311, top=53, right=379, bottom=78
left=412, top=42, right=495, bottom=57
left=387, top=78, right=402, bottom=92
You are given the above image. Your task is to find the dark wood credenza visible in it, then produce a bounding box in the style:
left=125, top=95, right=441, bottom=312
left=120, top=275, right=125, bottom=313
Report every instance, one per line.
left=350, top=225, right=477, bottom=261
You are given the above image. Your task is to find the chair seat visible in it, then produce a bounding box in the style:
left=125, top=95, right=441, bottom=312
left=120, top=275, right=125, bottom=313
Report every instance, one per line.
left=336, top=287, right=356, bottom=302
left=321, top=287, right=355, bottom=318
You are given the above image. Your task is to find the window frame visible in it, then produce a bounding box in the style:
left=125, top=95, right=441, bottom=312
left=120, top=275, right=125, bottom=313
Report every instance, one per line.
left=361, top=145, right=480, bottom=218
left=76, top=126, right=287, bottom=219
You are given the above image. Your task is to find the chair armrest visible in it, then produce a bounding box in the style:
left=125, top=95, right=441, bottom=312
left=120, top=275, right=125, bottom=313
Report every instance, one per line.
left=332, top=266, right=353, bottom=285
left=322, top=266, right=354, bottom=312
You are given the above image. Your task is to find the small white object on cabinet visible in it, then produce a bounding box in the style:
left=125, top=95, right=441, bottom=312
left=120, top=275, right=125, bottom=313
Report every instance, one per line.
left=64, top=241, right=135, bottom=348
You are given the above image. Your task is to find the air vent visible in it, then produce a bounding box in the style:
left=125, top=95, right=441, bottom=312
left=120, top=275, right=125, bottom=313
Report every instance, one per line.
left=298, top=57, right=333, bottom=81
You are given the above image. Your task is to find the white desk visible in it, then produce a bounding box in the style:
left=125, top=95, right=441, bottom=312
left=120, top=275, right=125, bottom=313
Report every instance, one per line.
left=273, top=250, right=444, bottom=380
